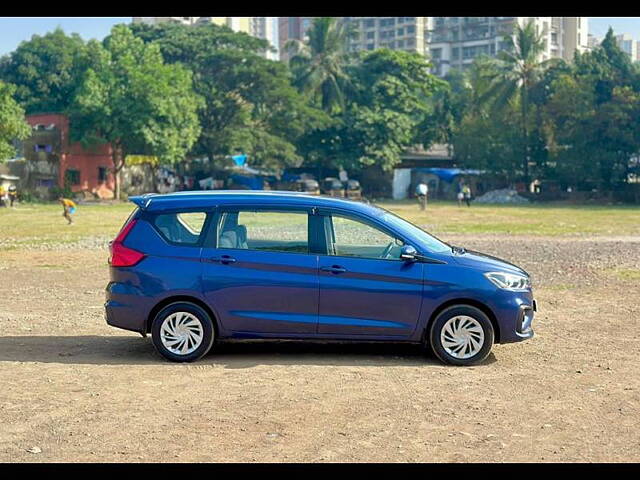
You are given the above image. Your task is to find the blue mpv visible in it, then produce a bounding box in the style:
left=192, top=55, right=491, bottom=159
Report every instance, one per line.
left=105, top=191, right=535, bottom=365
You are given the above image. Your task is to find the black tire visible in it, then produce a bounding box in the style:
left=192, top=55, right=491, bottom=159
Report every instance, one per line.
left=428, top=305, right=494, bottom=366
left=151, top=302, right=215, bottom=362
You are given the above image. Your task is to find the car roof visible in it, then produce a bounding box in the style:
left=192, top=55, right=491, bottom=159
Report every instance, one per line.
left=129, top=190, right=380, bottom=215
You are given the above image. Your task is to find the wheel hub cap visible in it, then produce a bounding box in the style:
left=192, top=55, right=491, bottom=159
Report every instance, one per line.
left=440, top=315, right=485, bottom=359
left=160, top=312, right=204, bottom=355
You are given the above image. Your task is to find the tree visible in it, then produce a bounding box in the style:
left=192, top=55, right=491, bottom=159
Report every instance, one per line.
left=0, top=28, right=92, bottom=114
left=300, top=49, right=445, bottom=173
left=0, top=81, right=31, bottom=161
left=286, top=17, right=352, bottom=113
left=543, top=30, right=640, bottom=190
left=480, top=20, right=555, bottom=183
left=69, top=25, right=201, bottom=199
left=130, top=22, right=328, bottom=170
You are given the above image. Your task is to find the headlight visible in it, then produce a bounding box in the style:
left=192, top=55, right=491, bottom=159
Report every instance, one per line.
left=484, top=272, right=531, bottom=291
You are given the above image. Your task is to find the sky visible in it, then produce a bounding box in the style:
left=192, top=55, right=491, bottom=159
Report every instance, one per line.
left=0, top=17, right=639, bottom=57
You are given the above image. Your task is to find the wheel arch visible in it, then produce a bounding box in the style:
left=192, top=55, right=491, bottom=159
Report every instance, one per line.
left=423, top=298, right=500, bottom=344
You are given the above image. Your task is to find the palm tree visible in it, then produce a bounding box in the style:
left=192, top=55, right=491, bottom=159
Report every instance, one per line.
left=480, top=20, right=554, bottom=183
left=285, top=17, right=352, bottom=113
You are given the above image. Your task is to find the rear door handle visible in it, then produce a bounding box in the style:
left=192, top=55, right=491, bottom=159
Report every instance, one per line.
left=320, top=265, right=347, bottom=274
left=210, top=255, right=237, bottom=264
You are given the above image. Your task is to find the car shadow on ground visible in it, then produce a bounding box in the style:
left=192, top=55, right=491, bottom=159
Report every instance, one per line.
left=0, top=335, right=496, bottom=368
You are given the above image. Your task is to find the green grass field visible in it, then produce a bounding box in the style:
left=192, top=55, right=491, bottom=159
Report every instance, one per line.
left=0, top=199, right=638, bottom=249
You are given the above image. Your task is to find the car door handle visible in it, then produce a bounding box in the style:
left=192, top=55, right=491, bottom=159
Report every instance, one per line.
left=210, top=255, right=237, bottom=264
left=321, top=265, right=347, bottom=274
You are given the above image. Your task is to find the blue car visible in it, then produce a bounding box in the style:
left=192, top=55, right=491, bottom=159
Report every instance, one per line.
left=105, top=191, right=535, bottom=365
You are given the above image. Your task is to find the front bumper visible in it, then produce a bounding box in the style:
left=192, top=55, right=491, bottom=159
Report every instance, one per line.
left=491, top=290, right=536, bottom=344
left=515, top=302, right=536, bottom=340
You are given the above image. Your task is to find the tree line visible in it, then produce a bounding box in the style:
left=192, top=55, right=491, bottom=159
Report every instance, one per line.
left=0, top=18, right=639, bottom=199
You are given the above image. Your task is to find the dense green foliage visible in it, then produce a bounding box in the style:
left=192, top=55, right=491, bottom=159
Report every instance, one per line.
left=448, top=26, right=640, bottom=192
left=0, top=81, right=31, bottom=161
left=0, top=28, right=90, bottom=114
left=1, top=19, right=639, bottom=197
left=129, top=22, right=329, bottom=170
left=69, top=26, right=202, bottom=198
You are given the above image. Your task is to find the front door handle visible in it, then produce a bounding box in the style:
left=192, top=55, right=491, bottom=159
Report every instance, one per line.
left=210, top=255, right=237, bottom=264
left=320, top=265, right=347, bottom=274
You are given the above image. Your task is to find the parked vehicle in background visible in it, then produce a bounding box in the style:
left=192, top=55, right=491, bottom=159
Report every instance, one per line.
left=105, top=191, right=536, bottom=366
left=277, top=177, right=320, bottom=195
left=322, top=177, right=345, bottom=197
left=346, top=179, right=362, bottom=200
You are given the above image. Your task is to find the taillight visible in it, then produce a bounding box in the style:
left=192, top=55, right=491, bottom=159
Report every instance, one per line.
left=109, top=219, right=146, bottom=267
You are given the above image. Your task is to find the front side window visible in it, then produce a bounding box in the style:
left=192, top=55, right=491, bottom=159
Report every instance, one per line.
left=327, top=214, right=404, bottom=261
left=217, top=210, right=309, bottom=254
left=154, top=212, right=207, bottom=245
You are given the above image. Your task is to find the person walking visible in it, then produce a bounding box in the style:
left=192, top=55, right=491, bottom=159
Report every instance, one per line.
left=415, top=182, right=428, bottom=211
left=58, top=197, right=77, bottom=225
left=462, top=184, right=472, bottom=207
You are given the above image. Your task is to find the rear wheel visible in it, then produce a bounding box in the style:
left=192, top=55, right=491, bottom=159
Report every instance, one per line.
left=151, top=302, right=215, bottom=362
left=429, top=305, right=494, bottom=366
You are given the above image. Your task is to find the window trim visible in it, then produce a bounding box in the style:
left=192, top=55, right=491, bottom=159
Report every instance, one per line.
left=146, top=208, right=214, bottom=248
left=317, top=209, right=411, bottom=262
left=209, top=205, right=320, bottom=256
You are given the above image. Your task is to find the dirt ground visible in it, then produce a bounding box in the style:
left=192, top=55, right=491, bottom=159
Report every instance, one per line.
left=0, top=233, right=639, bottom=462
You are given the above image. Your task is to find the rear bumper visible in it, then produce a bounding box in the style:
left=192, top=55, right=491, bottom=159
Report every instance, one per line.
left=105, top=282, right=149, bottom=334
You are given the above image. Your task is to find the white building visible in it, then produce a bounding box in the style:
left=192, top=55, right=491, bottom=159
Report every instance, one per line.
left=614, top=33, right=639, bottom=61
left=428, top=17, right=589, bottom=76
left=346, top=17, right=432, bottom=56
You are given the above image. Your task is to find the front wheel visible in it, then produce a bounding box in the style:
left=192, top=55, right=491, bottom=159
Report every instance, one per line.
left=429, top=305, right=494, bottom=366
left=151, top=302, right=215, bottom=362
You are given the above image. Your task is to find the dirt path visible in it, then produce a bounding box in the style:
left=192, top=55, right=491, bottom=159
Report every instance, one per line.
left=0, top=237, right=638, bottom=462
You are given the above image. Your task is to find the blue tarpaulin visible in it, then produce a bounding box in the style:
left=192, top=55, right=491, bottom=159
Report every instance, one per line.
left=230, top=174, right=263, bottom=190
left=413, top=168, right=483, bottom=182
left=231, top=154, right=247, bottom=167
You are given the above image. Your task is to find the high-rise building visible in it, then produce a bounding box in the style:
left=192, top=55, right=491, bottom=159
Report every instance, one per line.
left=250, top=17, right=280, bottom=60
left=132, top=17, right=199, bottom=26
left=587, top=33, right=601, bottom=50
left=614, top=33, right=638, bottom=61
left=278, top=17, right=314, bottom=62
left=345, top=17, right=431, bottom=56
left=428, top=17, right=589, bottom=76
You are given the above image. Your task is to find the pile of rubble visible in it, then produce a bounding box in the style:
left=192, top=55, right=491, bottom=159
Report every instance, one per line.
left=473, top=188, right=530, bottom=204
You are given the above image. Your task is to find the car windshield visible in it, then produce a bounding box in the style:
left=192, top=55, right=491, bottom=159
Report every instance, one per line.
left=373, top=207, right=451, bottom=254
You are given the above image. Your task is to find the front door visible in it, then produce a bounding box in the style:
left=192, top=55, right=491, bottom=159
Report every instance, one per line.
left=317, top=212, right=424, bottom=337
left=201, top=208, right=319, bottom=336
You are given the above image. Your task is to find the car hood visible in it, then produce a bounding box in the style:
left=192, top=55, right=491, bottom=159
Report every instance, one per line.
left=450, top=249, right=529, bottom=276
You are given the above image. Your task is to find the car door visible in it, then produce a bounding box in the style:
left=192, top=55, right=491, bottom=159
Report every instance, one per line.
left=200, top=206, right=320, bottom=336
left=317, top=211, right=424, bottom=337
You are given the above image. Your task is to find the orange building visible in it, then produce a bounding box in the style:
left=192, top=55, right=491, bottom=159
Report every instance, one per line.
left=25, top=113, right=115, bottom=199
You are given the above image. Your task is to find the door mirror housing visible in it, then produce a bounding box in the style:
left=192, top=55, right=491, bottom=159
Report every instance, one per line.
left=400, top=245, right=418, bottom=262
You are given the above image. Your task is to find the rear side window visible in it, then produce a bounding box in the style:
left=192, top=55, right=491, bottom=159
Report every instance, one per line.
left=154, top=212, right=207, bottom=246
left=217, top=210, right=309, bottom=254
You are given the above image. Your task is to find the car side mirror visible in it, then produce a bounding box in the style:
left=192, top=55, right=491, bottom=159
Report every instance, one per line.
left=400, top=245, right=418, bottom=262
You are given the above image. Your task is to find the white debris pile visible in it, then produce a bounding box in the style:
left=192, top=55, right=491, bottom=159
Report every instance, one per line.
left=473, top=189, right=530, bottom=204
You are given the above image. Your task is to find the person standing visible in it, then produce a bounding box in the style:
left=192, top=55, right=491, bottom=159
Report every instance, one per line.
left=456, top=182, right=464, bottom=207
left=58, top=197, right=77, bottom=225
left=462, top=184, right=472, bottom=207
left=415, top=182, right=428, bottom=211
left=8, top=185, right=17, bottom=207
